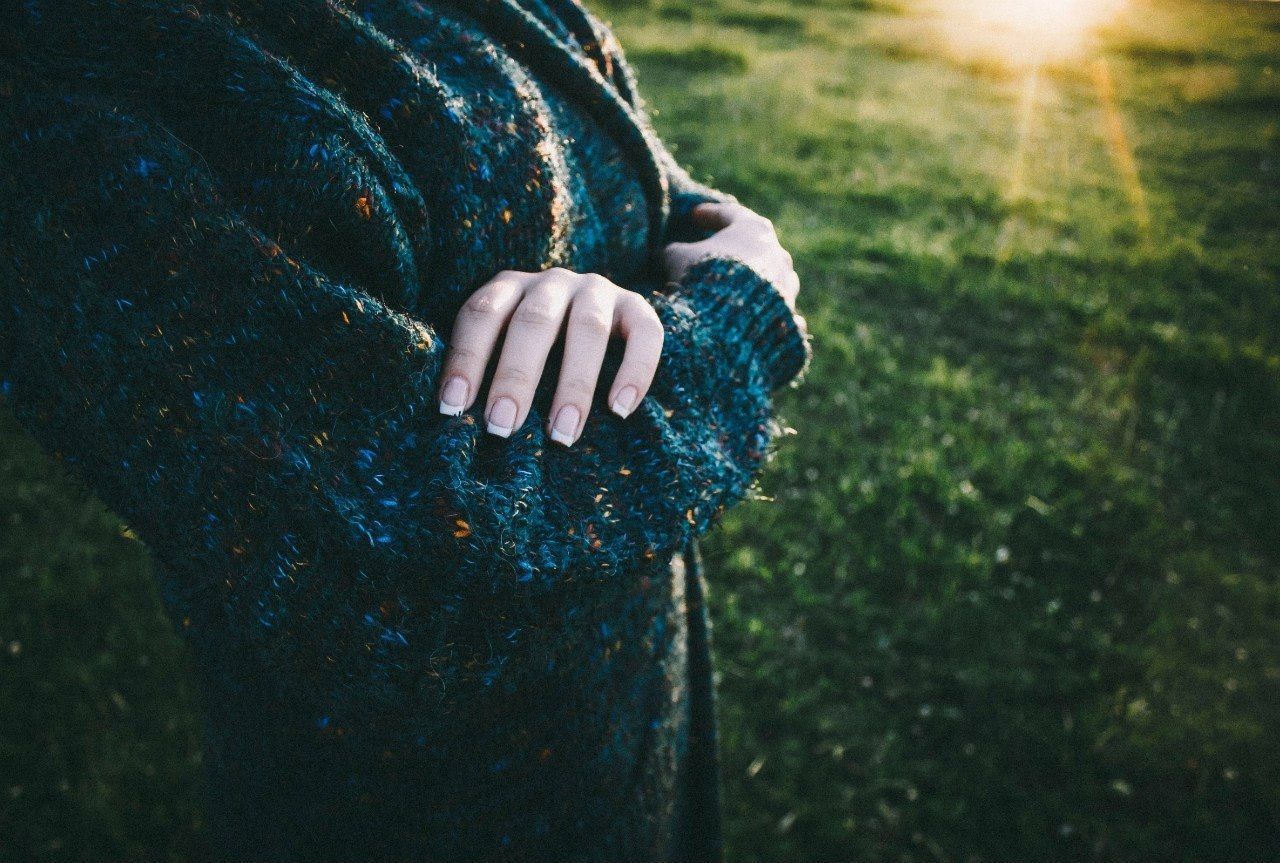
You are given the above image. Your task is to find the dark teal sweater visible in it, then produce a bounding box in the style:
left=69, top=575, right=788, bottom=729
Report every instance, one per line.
left=0, top=1, right=811, bottom=859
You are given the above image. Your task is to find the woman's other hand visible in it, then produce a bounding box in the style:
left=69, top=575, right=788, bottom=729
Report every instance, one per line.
left=438, top=268, right=664, bottom=446
left=662, top=201, right=801, bottom=315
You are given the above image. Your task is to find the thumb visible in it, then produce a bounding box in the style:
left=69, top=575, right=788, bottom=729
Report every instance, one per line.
left=689, top=201, right=733, bottom=232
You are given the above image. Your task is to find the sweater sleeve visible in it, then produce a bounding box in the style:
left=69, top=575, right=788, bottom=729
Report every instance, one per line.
left=0, top=91, right=803, bottom=686
left=580, top=3, right=743, bottom=242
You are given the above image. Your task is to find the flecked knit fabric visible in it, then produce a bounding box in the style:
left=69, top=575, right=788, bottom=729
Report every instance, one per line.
left=0, top=1, right=812, bottom=860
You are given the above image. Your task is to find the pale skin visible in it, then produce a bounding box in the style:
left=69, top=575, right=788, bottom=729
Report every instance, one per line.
left=437, top=200, right=805, bottom=446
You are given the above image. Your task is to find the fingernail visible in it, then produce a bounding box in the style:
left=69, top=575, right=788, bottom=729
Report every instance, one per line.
left=439, top=376, right=468, bottom=416
left=550, top=405, right=580, bottom=446
left=487, top=397, right=517, bottom=437
left=611, top=386, right=638, bottom=418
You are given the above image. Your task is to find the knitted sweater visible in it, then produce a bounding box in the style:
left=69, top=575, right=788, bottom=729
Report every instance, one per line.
left=0, top=1, right=811, bottom=860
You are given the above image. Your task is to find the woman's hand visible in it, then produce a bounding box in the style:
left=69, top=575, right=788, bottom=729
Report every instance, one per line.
left=662, top=201, right=802, bottom=315
left=438, top=268, right=665, bottom=446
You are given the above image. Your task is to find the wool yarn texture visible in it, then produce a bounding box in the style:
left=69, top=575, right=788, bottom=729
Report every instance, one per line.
left=0, top=1, right=811, bottom=860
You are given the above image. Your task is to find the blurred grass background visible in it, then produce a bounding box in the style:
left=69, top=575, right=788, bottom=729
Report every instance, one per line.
left=3, top=0, right=1279, bottom=859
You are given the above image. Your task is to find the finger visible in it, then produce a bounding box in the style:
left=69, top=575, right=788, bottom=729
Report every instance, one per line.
left=782, top=268, right=801, bottom=309
left=548, top=276, right=616, bottom=447
left=439, top=272, right=528, bottom=415
left=608, top=291, right=664, bottom=419
left=485, top=269, right=574, bottom=437
left=661, top=240, right=711, bottom=281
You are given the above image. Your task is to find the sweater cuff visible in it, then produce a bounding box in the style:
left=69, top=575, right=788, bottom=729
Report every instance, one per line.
left=669, top=256, right=813, bottom=392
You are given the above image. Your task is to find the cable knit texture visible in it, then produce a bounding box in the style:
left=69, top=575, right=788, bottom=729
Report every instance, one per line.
left=0, top=1, right=812, bottom=860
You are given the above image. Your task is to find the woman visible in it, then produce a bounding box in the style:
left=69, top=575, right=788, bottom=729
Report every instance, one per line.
left=0, top=0, right=810, bottom=860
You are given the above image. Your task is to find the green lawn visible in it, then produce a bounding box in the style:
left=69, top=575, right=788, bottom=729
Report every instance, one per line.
left=3, top=0, right=1279, bottom=859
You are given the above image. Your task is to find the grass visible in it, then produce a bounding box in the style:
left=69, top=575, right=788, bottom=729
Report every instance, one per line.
left=3, top=0, right=1279, bottom=859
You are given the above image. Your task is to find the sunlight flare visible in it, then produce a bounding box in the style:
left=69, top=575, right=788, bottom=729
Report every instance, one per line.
left=1091, top=56, right=1152, bottom=237
left=943, top=0, right=1128, bottom=63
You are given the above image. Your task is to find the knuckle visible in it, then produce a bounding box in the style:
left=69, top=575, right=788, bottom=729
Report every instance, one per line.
left=572, top=311, right=612, bottom=337
left=638, top=304, right=663, bottom=332
left=617, top=292, right=647, bottom=323
left=584, top=272, right=617, bottom=293
left=492, top=366, right=534, bottom=387
left=542, top=266, right=577, bottom=284
left=462, top=290, right=500, bottom=316
left=525, top=277, right=571, bottom=304
left=742, top=211, right=773, bottom=233
left=514, top=302, right=560, bottom=327
left=529, top=272, right=568, bottom=291
left=558, top=375, right=596, bottom=398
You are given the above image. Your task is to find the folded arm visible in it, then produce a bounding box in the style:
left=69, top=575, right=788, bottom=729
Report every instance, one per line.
left=0, top=90, right=805, bottom=704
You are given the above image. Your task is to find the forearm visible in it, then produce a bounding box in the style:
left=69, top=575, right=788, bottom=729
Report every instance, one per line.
left=0, top=90, right=803, bottom=599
